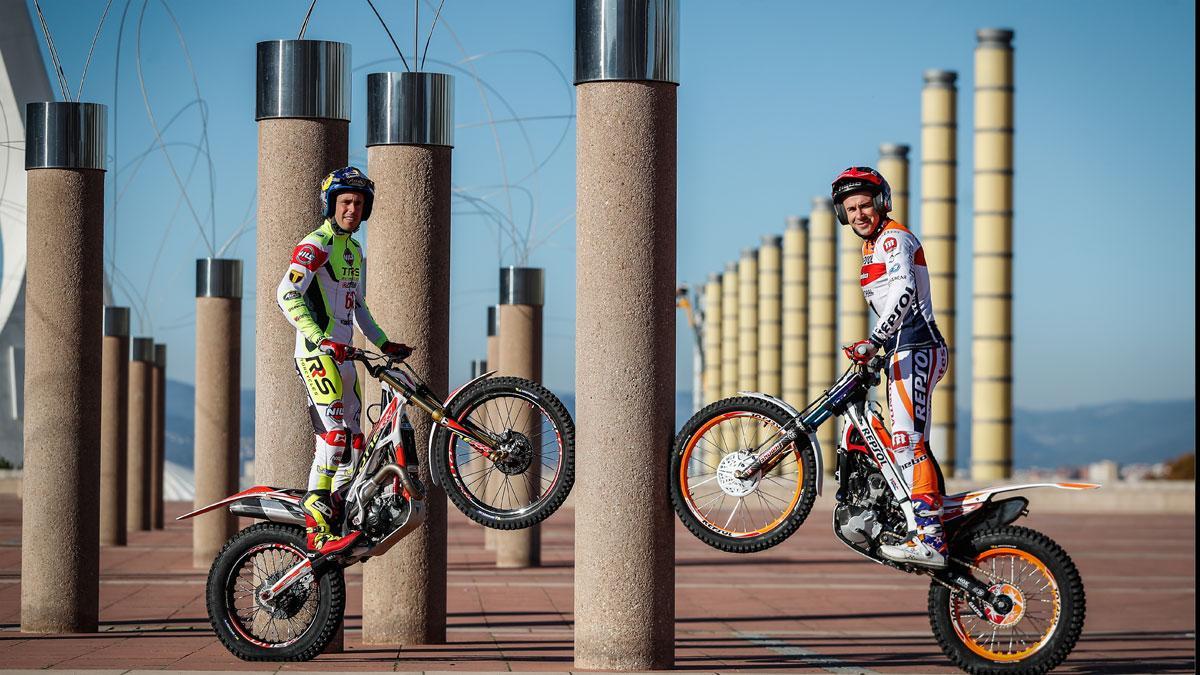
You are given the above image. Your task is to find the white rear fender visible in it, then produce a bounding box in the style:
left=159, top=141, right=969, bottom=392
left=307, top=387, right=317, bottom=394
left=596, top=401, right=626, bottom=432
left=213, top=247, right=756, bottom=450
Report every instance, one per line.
left=945, top=482, right=1101, bottom=520
left=426, top=371, right=496, bottom=487
left=736, top=391, right=823, bottom=494
left=176, top=486, right=306, bottom=525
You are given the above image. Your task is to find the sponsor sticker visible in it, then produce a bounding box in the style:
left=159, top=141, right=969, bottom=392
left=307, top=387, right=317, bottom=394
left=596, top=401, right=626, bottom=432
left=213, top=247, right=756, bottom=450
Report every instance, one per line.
left=892, top=431, right=910, bottom=448
left=883, top=237, right=897, bottom=252
left=283, top=290, right=301, bottom=301
left=328, top=401, right=345, bottom=422
left=288, top=270, right=304, bottom=284
left=292, top=243, right=323, bottom=270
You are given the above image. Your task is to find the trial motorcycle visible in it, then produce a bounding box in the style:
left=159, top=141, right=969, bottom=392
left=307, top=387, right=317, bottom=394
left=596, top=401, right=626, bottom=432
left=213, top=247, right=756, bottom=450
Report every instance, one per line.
left=670, top=353, right=1092, bottom=674
left=180, top=347, right=574, bottom=661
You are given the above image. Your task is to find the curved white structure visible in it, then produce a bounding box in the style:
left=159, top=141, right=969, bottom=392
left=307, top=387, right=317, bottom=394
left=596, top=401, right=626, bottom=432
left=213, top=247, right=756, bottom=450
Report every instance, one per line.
left=0, top=1, right=53, bottom=464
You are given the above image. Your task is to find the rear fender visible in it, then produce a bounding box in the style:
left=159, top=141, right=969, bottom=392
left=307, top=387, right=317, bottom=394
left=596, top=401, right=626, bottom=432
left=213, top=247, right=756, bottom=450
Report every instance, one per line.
left=944, top=482, right=1100, bottom=521
left=737, top=391, right=823, bottom=494
left=176, top=485, right=305, bottom=525
left=426, top=371, right=496, bottom=487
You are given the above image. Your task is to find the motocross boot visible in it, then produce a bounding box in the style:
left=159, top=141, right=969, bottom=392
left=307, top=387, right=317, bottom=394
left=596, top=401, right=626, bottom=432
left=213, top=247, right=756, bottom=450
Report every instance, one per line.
left=302, top=490, right=357, bottom=555
left=879, top=494, right=947, bottom=569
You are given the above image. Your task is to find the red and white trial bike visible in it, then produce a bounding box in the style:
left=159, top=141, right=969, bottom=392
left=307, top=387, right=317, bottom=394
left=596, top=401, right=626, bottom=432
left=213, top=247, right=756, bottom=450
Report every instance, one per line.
left=670, top=353, right=1094, bottom=674
left=180, top=348, right=574, bottom=661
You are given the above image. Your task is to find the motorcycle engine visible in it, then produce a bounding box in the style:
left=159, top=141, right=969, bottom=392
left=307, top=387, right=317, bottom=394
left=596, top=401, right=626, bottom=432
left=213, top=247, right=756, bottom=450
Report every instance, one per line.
left=835, top=465, right=890, bottom=545
left=836, top=504, right=883, bottom=545
left=363, top=495, right=408, bottom=538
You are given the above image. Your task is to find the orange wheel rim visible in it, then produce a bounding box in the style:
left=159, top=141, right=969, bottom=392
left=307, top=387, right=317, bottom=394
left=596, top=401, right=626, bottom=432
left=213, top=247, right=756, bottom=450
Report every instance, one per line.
left=678, top=411, right=805, bottom=538
left=949, top=546, right=1061, bottom=662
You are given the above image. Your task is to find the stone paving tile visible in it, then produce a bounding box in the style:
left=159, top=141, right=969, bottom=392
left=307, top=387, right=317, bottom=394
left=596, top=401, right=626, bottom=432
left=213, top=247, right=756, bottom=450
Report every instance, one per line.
left=0, top=496, right=1194, bottom=672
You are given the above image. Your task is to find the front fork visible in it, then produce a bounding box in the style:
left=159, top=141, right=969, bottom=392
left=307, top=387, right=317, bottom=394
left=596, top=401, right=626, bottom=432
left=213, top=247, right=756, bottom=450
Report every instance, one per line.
left=734, top=426, right=800, bottom=479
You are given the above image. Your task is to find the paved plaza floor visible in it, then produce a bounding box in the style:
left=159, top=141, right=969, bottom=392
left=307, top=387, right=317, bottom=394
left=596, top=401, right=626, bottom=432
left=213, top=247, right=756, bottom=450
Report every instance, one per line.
left=0, top=494, right=1194, bottom=673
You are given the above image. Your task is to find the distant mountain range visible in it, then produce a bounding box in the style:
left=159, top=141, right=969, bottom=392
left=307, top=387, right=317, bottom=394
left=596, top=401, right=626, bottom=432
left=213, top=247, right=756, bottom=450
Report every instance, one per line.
left=161, top=380, right=1194, bottom=471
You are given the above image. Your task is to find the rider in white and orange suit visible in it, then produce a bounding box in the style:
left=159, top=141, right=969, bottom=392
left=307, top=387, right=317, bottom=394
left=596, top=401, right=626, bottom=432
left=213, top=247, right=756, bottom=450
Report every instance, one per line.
left=832, top=166, right=950, bottom=568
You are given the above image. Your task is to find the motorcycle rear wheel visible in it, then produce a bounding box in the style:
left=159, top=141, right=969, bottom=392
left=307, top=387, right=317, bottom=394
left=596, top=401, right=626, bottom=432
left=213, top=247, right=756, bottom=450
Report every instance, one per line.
left=928, top=525, right=1086, bottom=674
left=670, top=396, right=817, bottom=553
left=206, top=522, right=344, bottom=661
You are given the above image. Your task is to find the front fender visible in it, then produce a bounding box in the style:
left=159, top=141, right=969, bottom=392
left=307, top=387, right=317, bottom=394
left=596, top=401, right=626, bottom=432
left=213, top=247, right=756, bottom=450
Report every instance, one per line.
left=425, top=370, right=496, bottom=487
left=737, top=390, right=823, bottom=495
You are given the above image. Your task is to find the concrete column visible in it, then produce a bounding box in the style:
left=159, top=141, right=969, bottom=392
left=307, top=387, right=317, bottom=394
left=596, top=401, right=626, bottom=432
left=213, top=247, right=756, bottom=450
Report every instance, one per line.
left=782, top=217, right=808, bottom=408
left=193, top=259, right=242, bottom=567
left=972, top=29, right=1015, bottom=480
left=495, top=267, right=544, bottom=568
left=837, top=202, right=869, bottom=354
left=484, top=305, right=500, bottom=551
left=574, top=0, right=678, bottom=667
left=254, top=40, right=350, bottom=489
left=702, top=273, right=722, bottom=403
left=720, top=261, right=739, bottom=398
left=127, top=337, right=154, bottom=532
left=151, top=344, right=166, bottom=529
left=100, top=307, right=130, bottom=547
left=878, top=143, right=911, bottom=226
left=737, top=248, right=758, bottom=393
left=758, top=236, right=782, bottom=398
left=20, top=101, right=106, bottom=633
left=363, top=69, right=454, bottom=645
left=921, top=70, right=959, bottom=474
left=808, top=197, right=838, bottom=472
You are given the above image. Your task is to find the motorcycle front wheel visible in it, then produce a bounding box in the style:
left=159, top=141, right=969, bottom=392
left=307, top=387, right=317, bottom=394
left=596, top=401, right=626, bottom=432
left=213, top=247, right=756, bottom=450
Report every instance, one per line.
left=432, top=376, right=575, bottom=530
left=206, top=523, right=344, bottom=661
left=670, top=396, right=818, bottom=553
left=929, top=525, right=1086, bottom=674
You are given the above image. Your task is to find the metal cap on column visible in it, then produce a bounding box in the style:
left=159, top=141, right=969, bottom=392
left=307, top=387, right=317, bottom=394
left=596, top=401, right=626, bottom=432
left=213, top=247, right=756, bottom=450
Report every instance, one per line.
left=103, top=306, right=130, bottom=337
left=486, top=305, right=498, bottom=337
left=367, top=72, right=454, bottom=147
left=575, top=0, right=679, bottom=85
left=25, top=102, right=107, bottom=170
left=256, top=40, right=350, bottom=121
left=499, top=266, right=545, bottom=307
left=196, top=258, right=244, bottom=299
left=130, top=337, right=155, bottom=362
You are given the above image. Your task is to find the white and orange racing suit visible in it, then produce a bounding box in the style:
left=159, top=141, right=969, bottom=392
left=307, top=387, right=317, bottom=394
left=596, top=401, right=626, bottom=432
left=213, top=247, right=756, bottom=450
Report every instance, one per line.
left=860, top=220, right=948, bottom=515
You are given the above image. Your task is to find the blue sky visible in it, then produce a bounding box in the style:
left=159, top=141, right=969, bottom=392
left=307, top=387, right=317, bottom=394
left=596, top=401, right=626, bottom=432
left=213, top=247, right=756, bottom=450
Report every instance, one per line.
left=16, top=0, right=1196, bottom=412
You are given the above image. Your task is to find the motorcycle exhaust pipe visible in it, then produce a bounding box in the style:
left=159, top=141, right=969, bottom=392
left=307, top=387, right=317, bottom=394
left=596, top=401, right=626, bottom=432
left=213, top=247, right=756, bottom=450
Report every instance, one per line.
left=368, top=462, right=426, bottom=500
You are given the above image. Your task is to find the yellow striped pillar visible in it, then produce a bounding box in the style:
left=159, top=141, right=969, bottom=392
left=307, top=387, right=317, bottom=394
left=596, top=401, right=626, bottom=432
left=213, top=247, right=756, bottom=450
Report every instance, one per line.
left=737, top=249, right=759, bottom=393
left=782, top=217, right=808, bottom=407
left=837, top=203, right=869, bottom=351
left=702, top=273, right=723, bottom=404
left=757, top=236, right=783, bottom=398
left=972, top=29, right=1015, bottom=480
left=808, top=198, right=838, bottom=472
left=922, top=69, right=959, bottom=475
left=720, top=262, right=739, bottom=398
left=878, top=144, right=911, bottom=226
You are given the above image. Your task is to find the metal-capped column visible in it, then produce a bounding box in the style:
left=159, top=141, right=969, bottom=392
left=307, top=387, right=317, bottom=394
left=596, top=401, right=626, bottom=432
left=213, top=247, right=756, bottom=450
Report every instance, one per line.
left=495, top=267, right=545, bottom=568
left=193, top=259, right=243, bottom=567
left=922, top=70, right=958, bottom=474
left=758, top=236, right=782, bottom=398
left=737, top=248, right=759, bottom=393
left=720, top=262, right=739, bottom=398
left=808, top=198, right=838, bottom=471
left=21, top=100, right=107, bottom=633
left=127, top=337, right=154, bottom=533
left=972, top=29, right=1015, bottom=480
left=151, top=343, right=166, bottom=529
left=878, top=143, right=911, bottom=226
left=574, top=0, right=678, bottom=667
left=254, top=40, right=350, bottom=489
left=363, top=69, right=454, bottom=645
left=484, top=305, right=500, bottom=552
left=100, top=307, right=130, bottom=547
left=782, top=217, right=808, bottom=408
left=837, top=202, right=868, bottom=362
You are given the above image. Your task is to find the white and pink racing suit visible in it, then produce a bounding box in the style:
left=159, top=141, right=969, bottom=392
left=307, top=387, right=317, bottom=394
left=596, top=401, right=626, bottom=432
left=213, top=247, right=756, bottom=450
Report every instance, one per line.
left=860, top=220, right=948, bottom=511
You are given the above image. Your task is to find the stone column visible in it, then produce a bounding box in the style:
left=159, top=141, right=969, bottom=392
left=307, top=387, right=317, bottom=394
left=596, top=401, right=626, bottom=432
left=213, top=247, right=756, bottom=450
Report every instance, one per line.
left=737, top=248, right=758, bottom=393
left=808, top=197, right=838, bottom=472
left=878, top=143, right=911, bottom=226
left=758, top=236, right=782, bottom=398
left=100, top=307, right=130, bottom=547
left=837, top=202, right=868, bottom=357
left=720, top=261, right=739, bottom=398
left=782, top=217, right=808, bottom=407
left=193, top=259, right=242, bottom=567
left=574, top=0, right=677, bottom=667
left=922, top=70, right=959, bottom=474
left=972, top=29, right=1015, bottom=480
left=363, top=69, right=454, bottom=645
left=702, top=273, right=722, bottom=404
left=494, top=267, right=544, bottom=568
left=254, top=40, right=350, bottom=489
left=484, top=305, right=500, bottom=551
left=151, top=344, right=166, bottom=529
left=20, top=101, right=106, bottom=633
left=127, top=337, right=154, bottom=532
